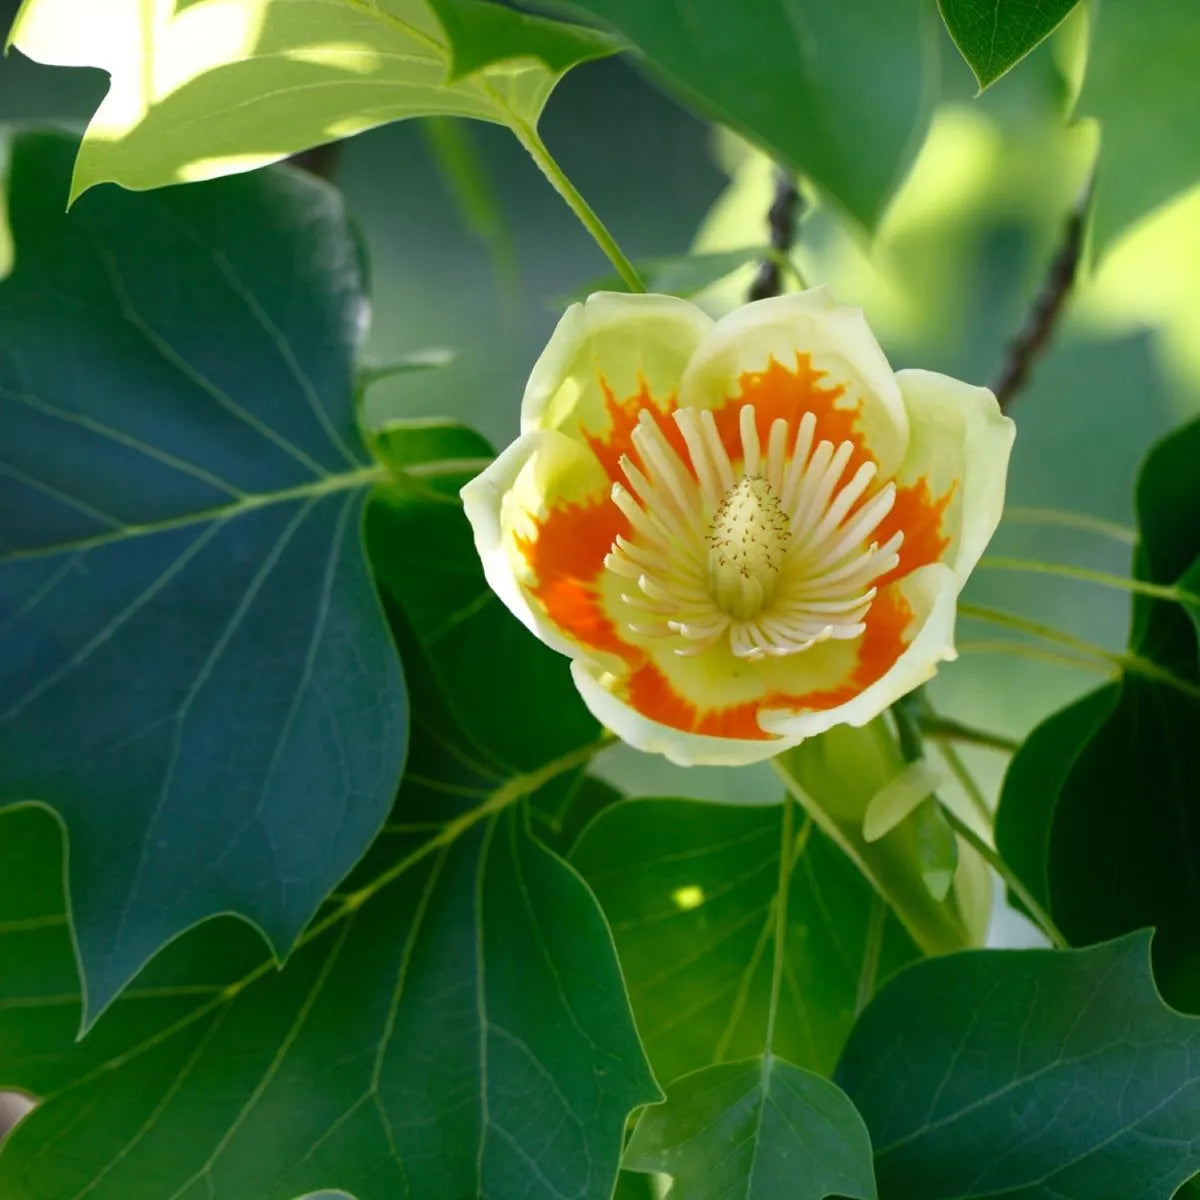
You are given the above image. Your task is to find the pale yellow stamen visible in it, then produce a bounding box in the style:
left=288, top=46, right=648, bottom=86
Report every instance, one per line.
left=708, top=476, right=790, bottom=620
left=604, top=404, right=902, bottom=661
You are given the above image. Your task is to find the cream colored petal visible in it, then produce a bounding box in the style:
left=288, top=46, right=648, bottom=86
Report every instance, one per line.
left=892, top=369, right=1016, bottom=582
left=460, top=428, right=614, bottom=663
left=521, top=291, right=714, bottom=441
left=680, top=287, right=910, bottom=478
left=569, top=659, right=786, bottom=767
left=758, top=563, right=960, bottom=739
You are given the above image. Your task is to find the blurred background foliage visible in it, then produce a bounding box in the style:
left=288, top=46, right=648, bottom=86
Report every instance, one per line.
left=3, top=0, right=1195, bottom=837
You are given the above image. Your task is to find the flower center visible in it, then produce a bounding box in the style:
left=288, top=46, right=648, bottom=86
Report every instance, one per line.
left=603, top=404, right=904, bottom=661
left=708, top=476, right=790, bottom=620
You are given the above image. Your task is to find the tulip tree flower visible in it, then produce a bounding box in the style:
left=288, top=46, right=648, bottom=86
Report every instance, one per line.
left=462, top=289, right=1014, bottom=766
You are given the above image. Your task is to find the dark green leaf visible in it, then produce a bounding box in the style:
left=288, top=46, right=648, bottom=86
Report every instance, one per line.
left=0, top=476, right=656, bottom=1198
left=427, top=0, right=617, bottom=80
left=554, top=0, right=936, bottom=228
left=0, top=803, right=657, bottom=1199
left=369, top=416, right=493, bottom=475
left=572, top=798, right=917, bottom=1085
left=938, top=0, right=1079, bottom=88
left=368, top=471, right=599, bottom=772
left=625, top=1056, right=877, bottom=1200
left=1130, top=415, right=1200, bottom=672
left=9, top=0, right=613, bottom=199
left=838, top=932, right=1200, bottom=1200
left=1045, top=418, right=1200, bottom=1008
left=0, top=132, right=405, bottom=1022
left=1080, top=0, right=1200, bottom=252
left=995, top=683, right=1119, bottom=908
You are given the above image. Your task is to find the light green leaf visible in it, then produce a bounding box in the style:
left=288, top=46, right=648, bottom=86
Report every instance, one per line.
left=572, top=797, right=918, bottom=1085
left=8, top=0, right=615, bottom=200
left=838, top=932, right=1200, bottom=1199
left=625, top=1056, right=877, bottom=1200
left=938, top=0, right=1079, bottom=88
left=549, top=0, right=937, bottom=228
left=0, top=131, right=406, bottom=1023
left=1080, top=0, right=1200, bottom=252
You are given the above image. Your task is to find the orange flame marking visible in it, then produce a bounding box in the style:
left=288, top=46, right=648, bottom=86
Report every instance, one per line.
left=515, top=358, right=949, bottom=742
left=874, top=479, right=954, bottom=589
left=710, top=354, right=867, bottom=472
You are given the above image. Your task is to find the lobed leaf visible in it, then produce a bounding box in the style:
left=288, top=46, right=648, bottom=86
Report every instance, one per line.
left=938, top=0, right=1079, bottom=88
left=0, top=467, right=656, bottom=1199
left=837, top=932, right=1200, bottom=1200
left=552, top=0, right=936, bottom=229
left=572, top=797, right=918, bottom=1086
left=0, top=131, right=406, bottom=1022
left=625, top=1055, right=877, bottom=1200
left=7, top=0, right=614, bottom=200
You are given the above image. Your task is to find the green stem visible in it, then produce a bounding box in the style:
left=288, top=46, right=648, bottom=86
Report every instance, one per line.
left=771, top=754, right=970, bottom=956
left=936, top=741, right=994, bottom=829
left=939, top=806, right=1068, bottom=949
left=854, top=895, right=887, bottom=1016
left=918, top=715, right=1020, bottom=755
left=764, top=794, right=795, bottom=1053
left=957, top=637, right=1116, bottom=676
left=507, top=121, right=646, bottom=293
left=979, top=555, right=1195, bottom=607
left=1000, top=506, right=1136, bottom=545
left=958, top=601, right=1200, bottom=700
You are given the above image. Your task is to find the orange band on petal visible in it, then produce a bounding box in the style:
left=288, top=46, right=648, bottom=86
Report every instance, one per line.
left=772, top=587, right=914, bottom=714
left=873, top=479, right=954, bottom=588
left=584, top=376, right=690, bottom=484
left=515, top=498, right=638, bottom=663
left=711, top=354, right=866, bottom=470
left=626, top=663, right=773, bottom=741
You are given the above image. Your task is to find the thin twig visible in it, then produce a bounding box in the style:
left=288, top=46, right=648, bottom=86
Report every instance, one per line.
left=747, top=169, right=802, bottom=301
left=990, top=171, right=1094, bottom=411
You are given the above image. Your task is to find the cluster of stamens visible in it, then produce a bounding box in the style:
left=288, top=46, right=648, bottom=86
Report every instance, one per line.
left=603, top=404, right=903, bottom=661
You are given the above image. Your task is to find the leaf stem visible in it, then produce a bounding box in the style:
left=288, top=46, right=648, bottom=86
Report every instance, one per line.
left=1000, top=506, right=1136, bottom=545
left=917, top=715, right=1020, bottom=755
left=979, top=556, right=1197, bottom=606
left=764, top=794, right=795, bottom=1053
left=854, top=894, right=887, bottom=1016
left=959, top=600, right=1200, bottom=700
left=507, top=121, right=646, bottom=293
left=935, top=740, right=994, bottom=828
left=939, top=806, right=1068, bottom=949
left=957, top=637, right=1115, bottom=676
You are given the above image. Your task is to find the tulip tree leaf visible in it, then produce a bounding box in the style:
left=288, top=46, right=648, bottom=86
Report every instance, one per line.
left=553, top=0, right=935, bottom=228
left=0, top=132, right=407, bottom=1023
left=837, top=932, right=1200, bottom=1200
left=624, top=1056, right=877, bottom=1200
left=1042, top=418, right=1200, bottom=1009
left=0, top=481, right=656, bottom=1199
left=995, top=683, right=1119, bottom=910
left=7, top=0, right=615, bottom=201
left=367, top=454, right=600, bottom=773
left=938, top=0, right=1079, bottom=88
left=1080, top=0, right=1200, bottom=253
left=571, top=798, right=918, bottom=1086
